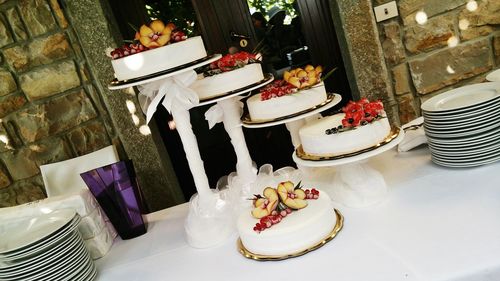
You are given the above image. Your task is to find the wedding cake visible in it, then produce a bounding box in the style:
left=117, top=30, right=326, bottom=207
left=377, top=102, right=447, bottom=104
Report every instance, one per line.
left=299, top=98, right=391, bottom=156
left=237, top=181, right=336, bottom=256
left=190, top=52, right=264, bottom=100
left=110, top=20, right=207, bottom=81
left=246, top=65, right=328, bottom=121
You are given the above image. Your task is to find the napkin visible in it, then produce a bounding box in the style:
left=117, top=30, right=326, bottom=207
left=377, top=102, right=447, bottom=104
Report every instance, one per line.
left=397, top=117, right=427, bottom=152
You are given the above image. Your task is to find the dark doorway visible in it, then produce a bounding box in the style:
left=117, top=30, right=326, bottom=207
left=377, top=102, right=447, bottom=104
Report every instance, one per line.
left=108, top=0, right=353, bottom=200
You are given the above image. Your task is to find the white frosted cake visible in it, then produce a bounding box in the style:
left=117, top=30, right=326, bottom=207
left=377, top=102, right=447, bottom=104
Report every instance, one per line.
left=237, top=182, right=336, bottom=256
left=299, top=111, right=391, bottom=156
left=111, top=36, right=207, bottom=81
left=247, top=82, right=327, bottom=121
left=299, top=98, right=391, bottom=156
left=191, top=63, right=264, bottom=100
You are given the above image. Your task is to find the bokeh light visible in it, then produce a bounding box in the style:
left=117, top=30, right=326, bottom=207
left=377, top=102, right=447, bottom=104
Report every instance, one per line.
left=415, top=11, right=428, bottom=25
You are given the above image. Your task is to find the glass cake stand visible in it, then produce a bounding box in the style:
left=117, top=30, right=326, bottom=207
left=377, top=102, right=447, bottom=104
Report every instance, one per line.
left=292, top=128, right=405, bottom=208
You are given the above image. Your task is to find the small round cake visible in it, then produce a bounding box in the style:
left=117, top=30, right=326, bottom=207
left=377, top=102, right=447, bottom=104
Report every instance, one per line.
left=299, top=113, right=391, bottom=156
left=237, top=182, right=336, bottom=256
left=247, top=82, right=327, bottom=121
left=190, top=63, right=264, bottom=100
left=299, top=98, right=391, bottom=157
left=111, top=36, right=207, bottom=81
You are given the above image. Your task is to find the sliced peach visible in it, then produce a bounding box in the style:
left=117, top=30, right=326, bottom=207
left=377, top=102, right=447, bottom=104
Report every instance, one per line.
left=283, top=71, right=291, bottom=82
left=305, top=65, right=315, bottom=72
left=297, top=70, right=308, bottom=78
left=315, top=65, right=323, bottom=74
left=277, top=181, right=308, bottom=210
left=252, top=207, right=269, bottom=219
left=288, top=77, right=301, bottom=88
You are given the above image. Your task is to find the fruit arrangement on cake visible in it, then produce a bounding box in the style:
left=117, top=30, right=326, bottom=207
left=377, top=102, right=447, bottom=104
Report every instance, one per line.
left=298, top=98, right=392, bottom=157
left=190, top=51, right=264, bottom=100
left=109, top=19, right=207, bottom=81
left=237, top=180, right=337, bottom=256
left=246, top=65, right=328, bottom=121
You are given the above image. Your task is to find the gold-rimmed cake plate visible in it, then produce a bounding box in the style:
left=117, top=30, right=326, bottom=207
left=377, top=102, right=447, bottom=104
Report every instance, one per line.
left=108, top=54, right=222, bottom=90
left=237, top=209, right=344, bottom=261
left=241, top=93, right=342, bottom=128
left=196, top=74, right=274, bottom=107
left=293, top=127, right=404, bottom=167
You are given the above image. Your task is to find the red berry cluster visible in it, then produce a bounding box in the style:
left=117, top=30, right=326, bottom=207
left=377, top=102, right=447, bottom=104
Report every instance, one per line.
left=171, top=30, right=187, bottom=43
left=260, top=80, right=297, bottom=101
left=111, top=43, right=149, bottom=59
left=210, top=51, right=256, bottom=72
left=304, top=188, right=320, bottom=199
left=253, top=208, right=292, bottom=233
left=341, top=98, right=384, bottom=128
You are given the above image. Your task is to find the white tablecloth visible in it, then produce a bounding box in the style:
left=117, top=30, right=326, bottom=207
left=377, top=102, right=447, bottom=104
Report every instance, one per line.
left=95, top=146, right=500, bottom=281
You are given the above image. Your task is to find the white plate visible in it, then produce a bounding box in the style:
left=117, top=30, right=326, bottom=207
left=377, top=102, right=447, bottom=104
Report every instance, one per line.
left=0, top=232, right=79, bottom=272
left=421, top=82, right=500, bottom=113
left=432, top=155, right=500, bottom=168
left=422, top=95, right=500, bottom=117
left=432, top=150, right=500, bottom=164
left=423, top=115, right=496, bottom=131
left=423, top=100, right=500, bottom=121
left=1, top=239, right=87, bottom=281
left=428, top=137, right=500, bottom=152
left=0, top=215, right=80, bottom=260
left=486, top=69, right=500, bottom=82
left=430, top=142, right=500, bottom=157
left=423, top=104, right=500, bottom=126
left=426, top=126, right=500, bottom=145
left=424, top=121, right=500, bottom=139
left=0, top=209, right=76, bottom=255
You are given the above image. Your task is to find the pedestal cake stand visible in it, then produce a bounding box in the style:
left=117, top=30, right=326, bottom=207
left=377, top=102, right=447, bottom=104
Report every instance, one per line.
left=198, top=74, right=274, bottom=202
left=292, top=128, right=405, bottom=208
left=109, top=54, right=247, bottom=248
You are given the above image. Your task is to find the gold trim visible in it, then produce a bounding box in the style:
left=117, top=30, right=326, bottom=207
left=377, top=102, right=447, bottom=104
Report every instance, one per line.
left=237, top=209, right=344, bottom=261
left=241, top=93, right=338, bottom=125
left=296, top=127, right=401, bottom=161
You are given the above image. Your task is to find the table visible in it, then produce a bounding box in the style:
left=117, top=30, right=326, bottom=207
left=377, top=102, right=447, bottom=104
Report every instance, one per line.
left=95, top=146, right=500, bottom=281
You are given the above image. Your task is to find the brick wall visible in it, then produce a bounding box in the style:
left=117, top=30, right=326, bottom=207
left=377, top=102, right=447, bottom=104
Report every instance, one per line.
left=0, top=0, right=113, bottom=206
left=375, top=0, right=500, bottom=123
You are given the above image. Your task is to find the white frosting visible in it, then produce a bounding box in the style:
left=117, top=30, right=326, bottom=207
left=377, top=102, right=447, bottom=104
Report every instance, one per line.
left=247, top=82, right=327, bottom=121
left=237, top=190, right=336, bottom=256
left=299, top=113, right=391, bottom=156
left=191, top=63, right=264, bottom=100
left=111, top=36, right=207, bottom=81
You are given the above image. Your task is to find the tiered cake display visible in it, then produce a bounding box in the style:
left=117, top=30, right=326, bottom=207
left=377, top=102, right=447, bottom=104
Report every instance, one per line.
left=108, top=21, right=275, bottom=248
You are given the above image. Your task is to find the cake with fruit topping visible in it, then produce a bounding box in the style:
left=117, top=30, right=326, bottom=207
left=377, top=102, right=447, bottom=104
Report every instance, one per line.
left=237, top=181, right=336, bottom=256
left=110, top=20, right=207, bottom=81
left=246, top=65, right=328, bottom=121
left=190, top=52, right=264, bottom=100
left=299, top=98, right=391, bottom=156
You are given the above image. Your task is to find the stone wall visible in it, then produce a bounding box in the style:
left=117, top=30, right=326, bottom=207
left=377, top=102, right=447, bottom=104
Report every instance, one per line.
left=376, top=0, right=500, bottom=123
left=0, top=0, right=115, bottom=206
left=0, top=0, right=184, bottom=211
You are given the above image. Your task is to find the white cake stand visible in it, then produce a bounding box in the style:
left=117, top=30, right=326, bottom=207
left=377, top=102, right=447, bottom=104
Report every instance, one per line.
left=292, top=129, right=405, bottom=208
left=196, top=75, right=274, bottom=206
left=241, top=93, right=342, bottom=147
left=109, top=54, right=239, bottom=248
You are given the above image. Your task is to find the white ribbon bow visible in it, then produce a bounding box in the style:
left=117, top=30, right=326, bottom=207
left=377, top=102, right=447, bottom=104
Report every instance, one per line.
left=137, top=70, right=199, bottom=123
left=205, top=98, right=244, bottom=129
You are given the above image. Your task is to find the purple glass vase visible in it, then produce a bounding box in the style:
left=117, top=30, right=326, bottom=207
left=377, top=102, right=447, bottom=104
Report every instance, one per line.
left=81, top=160, right=147, bottom=239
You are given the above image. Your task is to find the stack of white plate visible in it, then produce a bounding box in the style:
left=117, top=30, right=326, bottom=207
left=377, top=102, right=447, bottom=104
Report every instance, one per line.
left=0, top=209, right=97, bottom=281
left=421, top=82, right=500, bottom=168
